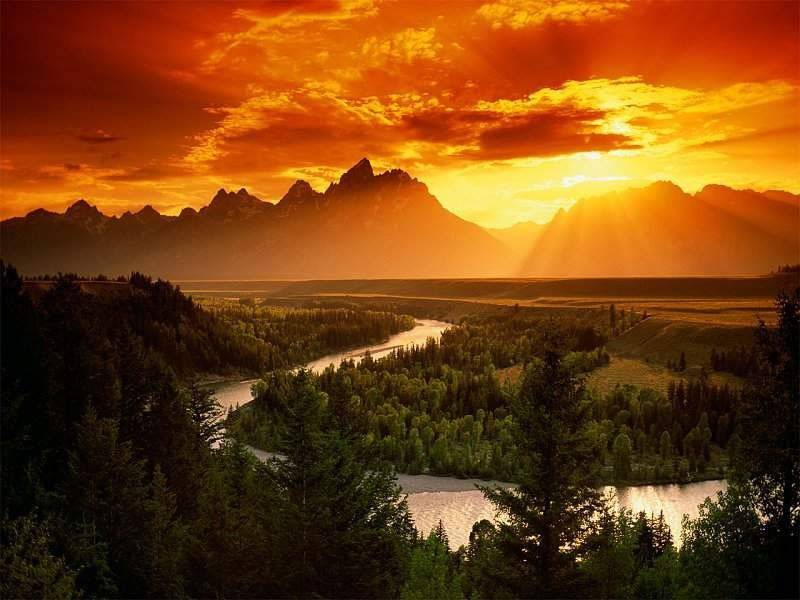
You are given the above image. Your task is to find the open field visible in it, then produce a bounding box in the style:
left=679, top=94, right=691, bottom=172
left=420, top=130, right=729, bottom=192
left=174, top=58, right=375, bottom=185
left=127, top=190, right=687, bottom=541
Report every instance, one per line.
left=178, top=274, right=796, bottom=326
left=607, top=318, right=755, bottom=365
left=175, top=273, right=797, bottom=300
left=585, top=357, right=744, bottom=395
left=500, top=357, right=744, bottom=395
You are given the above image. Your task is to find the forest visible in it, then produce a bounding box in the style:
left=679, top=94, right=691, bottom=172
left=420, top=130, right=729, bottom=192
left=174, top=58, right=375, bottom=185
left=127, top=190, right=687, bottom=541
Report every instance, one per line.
left=1, top=262, right=797, bottom=599
left=199, top=297, right=415, bottom=370
left=230, top=309, right=736, bottom=485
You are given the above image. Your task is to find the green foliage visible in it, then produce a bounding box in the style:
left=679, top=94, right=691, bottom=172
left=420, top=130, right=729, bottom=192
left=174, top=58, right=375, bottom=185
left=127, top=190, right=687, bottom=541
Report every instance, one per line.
left=613, top=431, right=633, bottom=480
left=402, top=526, right=464, bottom=600
left=579, top=507, right=678, bottom=600
left=231, top=312, right=615, bottom=482
left=677, top=288, right=799, bottom=599
left=735, top=288, right=799, bottom=534
left=580, top=507, right=638, bottom=599
left=678, top=487, right=769, bottom=598
left=0, top=515, right=79, bottom=600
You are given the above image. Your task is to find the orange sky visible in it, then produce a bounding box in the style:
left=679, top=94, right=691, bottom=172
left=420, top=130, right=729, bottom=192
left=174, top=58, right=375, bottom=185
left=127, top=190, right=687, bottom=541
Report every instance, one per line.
left=1, top=0, right=798, bottom=227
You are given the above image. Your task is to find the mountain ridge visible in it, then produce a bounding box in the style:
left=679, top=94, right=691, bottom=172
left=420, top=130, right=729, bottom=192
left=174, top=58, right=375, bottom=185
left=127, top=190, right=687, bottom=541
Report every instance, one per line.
left=2, top=160, right=797, bottom=278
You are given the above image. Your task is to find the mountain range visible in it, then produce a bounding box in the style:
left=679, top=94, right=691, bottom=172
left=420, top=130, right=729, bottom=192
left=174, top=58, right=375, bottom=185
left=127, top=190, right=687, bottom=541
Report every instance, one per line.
left=1, top=158, right=797, bottom=278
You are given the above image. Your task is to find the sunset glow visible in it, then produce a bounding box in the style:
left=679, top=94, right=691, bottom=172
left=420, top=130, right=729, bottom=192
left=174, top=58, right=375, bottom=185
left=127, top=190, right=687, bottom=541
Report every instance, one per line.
left=2, top=0, right=798, bottom=227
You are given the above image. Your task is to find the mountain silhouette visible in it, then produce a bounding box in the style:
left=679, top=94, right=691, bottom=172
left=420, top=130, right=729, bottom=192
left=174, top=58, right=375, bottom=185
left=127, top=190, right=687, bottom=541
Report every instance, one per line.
left=1, top=161, right=797, bottom=278
left=0, top=159, right=507, bottom=278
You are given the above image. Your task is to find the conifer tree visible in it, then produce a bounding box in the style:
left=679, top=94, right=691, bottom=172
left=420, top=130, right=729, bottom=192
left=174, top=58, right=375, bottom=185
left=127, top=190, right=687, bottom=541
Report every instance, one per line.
left=270, top=371, right=416, bottom=598
left=401, top=526, right=463, bottom=600
left=478, top=348, right=602, bottom=597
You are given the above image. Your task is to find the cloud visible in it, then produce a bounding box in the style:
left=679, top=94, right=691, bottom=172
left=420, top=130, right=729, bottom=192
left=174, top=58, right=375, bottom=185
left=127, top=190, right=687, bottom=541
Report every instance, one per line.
left=469, top=110, right=637, bottom=159
left=184, top=92, right=302, bottom=168
left=692, top=125, right=800, bottom=148
left=362, top=28, right=443, bottom=65
left=77, top=129, right=123, bottom=144
left=476, top=0, right=630, bottom=29
left=401, top=106, right=637, bottom=159
left=203, top=0, right=380, bottom=70
left=182, top=88, right=435, bottom=171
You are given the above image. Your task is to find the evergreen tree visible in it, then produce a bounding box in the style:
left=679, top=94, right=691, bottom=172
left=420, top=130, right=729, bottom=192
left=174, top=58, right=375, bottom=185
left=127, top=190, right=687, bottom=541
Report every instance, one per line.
left=270, top=371, right=416, bottom=598
left=477, top=348, right=602, bottom=597
left=401, top=527, right=463, bottom=600
left=613, top=432, right=633, bottom=481
left=734, top=287, right=800, bottom=597
left=580, top=506, right=636, bottom=599
left=0, top=515, right=79, bottom=599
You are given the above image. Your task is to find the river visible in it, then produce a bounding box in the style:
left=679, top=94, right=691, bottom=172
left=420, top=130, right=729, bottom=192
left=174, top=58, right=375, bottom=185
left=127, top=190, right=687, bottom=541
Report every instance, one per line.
left=404, top=479, right=727, bottom=549
left=210, top=319, right=451, bottom=412
left=211, top=319, right=726, bottom=549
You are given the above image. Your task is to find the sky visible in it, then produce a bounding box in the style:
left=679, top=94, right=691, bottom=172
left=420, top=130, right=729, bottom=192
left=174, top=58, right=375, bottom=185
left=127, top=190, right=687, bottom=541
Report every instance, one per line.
left=1, top=0, right=798, bottom=228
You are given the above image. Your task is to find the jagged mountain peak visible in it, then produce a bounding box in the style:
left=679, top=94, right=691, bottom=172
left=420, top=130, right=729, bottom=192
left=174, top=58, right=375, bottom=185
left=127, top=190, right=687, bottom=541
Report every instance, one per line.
left=136, top=205, right=161, bottom=218
left=339, top=158, right=374, bottom=187
left=201, top=187, right=271, bottom=220
left=65, top=199, right=107, bottom=226
left=66, top=198, right=100, bottom=216
left=281, top=180, right=314, bottom=201
left=278, top=180, right=324, bottom=215
left=207, top=187, right=264, bottom=208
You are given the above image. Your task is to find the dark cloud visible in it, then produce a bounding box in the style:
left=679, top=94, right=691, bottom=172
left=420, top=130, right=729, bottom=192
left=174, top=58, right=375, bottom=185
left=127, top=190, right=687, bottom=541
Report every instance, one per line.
left=472, top=109, right=637, bottom=159
left=63, top=163, right=82, bottom=171
left=403, top=107, right=638, bottom=160
left=402, top=110, right=498, bottom=143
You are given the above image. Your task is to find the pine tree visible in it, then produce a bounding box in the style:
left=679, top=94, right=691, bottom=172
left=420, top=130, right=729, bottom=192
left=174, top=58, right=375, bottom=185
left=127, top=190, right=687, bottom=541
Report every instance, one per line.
left=478, top=348, right=602, bottom=597
left=734, top=288, right=800, bottom=597
left=433, top=519, right=450, bottom=552
left=401, top=528, right=463, bottom=600
left=613, top=432, right=633, bottom=481
left=0, top=515, right=79, bottom=599
left=270, top=371, right=416, bottom=598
